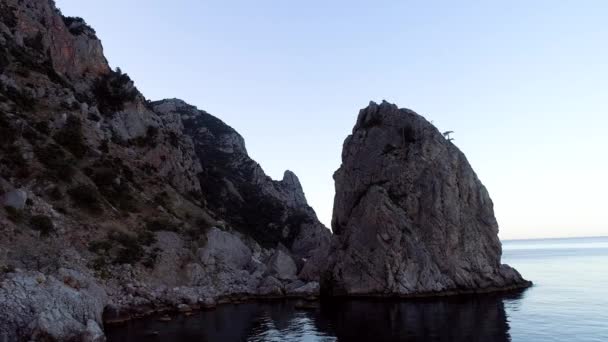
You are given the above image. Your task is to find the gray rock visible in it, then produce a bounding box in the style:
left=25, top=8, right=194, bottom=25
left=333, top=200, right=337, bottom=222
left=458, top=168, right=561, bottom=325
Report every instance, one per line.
left=1, top=189, right=27, bottom=210
left=83, top=320, right=106, bottom=342
left=286, top=281, right=319, bottom=296
left=199, top=228, right=252, bottom=270
left=0, top=269, right=107, bottom=341
left=257, top=276, right=283, bottom=296
left=322, top=101, right=530, bottom=297
left=266, top=249, right=297, bottom=281
left=190, top=228, right=263, bottom=296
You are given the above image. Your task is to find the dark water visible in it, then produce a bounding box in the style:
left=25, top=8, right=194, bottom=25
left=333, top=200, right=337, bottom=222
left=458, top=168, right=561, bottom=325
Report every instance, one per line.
left=107, top=236, right=608, bottom=341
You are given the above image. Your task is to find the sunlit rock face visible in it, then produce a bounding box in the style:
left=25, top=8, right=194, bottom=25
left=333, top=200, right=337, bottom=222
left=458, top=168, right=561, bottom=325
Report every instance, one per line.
left=322, top=101, right=530, bottom=296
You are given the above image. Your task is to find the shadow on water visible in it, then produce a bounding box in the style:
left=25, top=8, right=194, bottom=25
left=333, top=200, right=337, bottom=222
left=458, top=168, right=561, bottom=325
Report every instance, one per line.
left=106, top=291, right=527, bottom=342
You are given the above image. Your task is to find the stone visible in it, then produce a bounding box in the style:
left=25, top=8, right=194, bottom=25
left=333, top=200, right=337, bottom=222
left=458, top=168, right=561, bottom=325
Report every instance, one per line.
left=199, top=228, right=252, bottom=270
left=83, top=320, right=106, bottom=342
left=286, top=281, right=320, bottom=297
left=266, top=249, right=297, bottom=281
left=257, top=276, right=284, bottom=296
left=0, top=270, right=107, bottom=341
left=322, top=101, right=530, bottom=297
left=1, top=189, right=27, bottom=210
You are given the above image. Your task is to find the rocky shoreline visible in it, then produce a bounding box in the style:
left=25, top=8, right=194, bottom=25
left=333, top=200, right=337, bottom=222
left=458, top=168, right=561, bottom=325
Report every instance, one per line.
left=102, top=293, right=321, bottom=326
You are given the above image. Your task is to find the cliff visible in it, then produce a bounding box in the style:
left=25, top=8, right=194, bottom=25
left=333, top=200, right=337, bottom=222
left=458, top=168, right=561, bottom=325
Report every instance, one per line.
left=0, top=1, right=329, bottom=340
left=322, top=101, right=530, bottom=296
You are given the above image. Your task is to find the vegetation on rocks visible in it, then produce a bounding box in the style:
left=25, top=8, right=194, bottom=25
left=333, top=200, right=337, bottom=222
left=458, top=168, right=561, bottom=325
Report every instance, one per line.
left=145, top=218, right=180, bottom=232
left=54, top=115, right=88, bottom=159
left=30, top=215, right=54, bottom=236
left=35, top=144, right=75, bottom=180
left=4, top=206, right=23, bottom=223
left=92, top=68, right=138, bottom=116
left=67, top=184, right=102, bottom=213
left=89, top=230, right=159, bottom=267
left=61, top=16, right=96, bottom=36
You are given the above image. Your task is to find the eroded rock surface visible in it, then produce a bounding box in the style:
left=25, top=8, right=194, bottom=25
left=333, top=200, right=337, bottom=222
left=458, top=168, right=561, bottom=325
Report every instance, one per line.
left=322, top=101, right=530, bottom=296
left=0, top=269, right=107, bottom=341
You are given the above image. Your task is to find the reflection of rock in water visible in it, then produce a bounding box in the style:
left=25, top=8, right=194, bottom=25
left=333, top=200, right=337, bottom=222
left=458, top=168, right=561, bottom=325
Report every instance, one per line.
left=106, top=293, right=523, bottom=341
left=313, top=294, right=516, bottom=342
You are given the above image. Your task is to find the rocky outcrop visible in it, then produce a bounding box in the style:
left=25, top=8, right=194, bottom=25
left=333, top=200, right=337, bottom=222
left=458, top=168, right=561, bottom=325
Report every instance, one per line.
left=322, top=101, right=530, bottom=296
left=152, top=99, right=331, bottom=272
left=0, top=1, right=330, bottom=340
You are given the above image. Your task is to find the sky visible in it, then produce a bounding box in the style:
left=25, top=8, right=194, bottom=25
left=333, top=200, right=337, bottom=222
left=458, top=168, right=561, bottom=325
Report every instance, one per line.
left=56, top=0, right=608, bottom=240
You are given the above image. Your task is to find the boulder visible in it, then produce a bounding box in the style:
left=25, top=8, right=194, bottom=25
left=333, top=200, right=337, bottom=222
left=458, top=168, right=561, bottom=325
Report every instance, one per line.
left=257, top=276, right=283, bottom=296
left=322, top=101, right=530, bottom=297
left=199, top=228, right=252, bottom=270
left=1, top=189, right=27, bottom=210
left=265, top=249, right=297, bottom=281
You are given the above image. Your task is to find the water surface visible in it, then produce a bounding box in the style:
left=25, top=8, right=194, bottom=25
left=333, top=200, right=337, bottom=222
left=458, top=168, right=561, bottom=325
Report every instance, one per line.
left=107, top=236, right=608, bottom=341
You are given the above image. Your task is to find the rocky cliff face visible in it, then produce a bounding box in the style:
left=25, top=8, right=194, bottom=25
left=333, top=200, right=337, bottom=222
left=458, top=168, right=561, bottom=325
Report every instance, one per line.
left=322, top=101, right=530, bottom=296
left=0, top=1, right=329, bottom=340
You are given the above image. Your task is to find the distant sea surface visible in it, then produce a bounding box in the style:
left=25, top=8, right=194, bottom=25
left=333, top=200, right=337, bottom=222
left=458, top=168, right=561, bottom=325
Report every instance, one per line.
left=107, top=236, right=608, bottom=341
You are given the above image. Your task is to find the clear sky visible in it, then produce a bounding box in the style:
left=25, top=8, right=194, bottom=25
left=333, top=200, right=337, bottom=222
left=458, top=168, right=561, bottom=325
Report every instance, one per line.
left=56, top=0, right=608, bottom=240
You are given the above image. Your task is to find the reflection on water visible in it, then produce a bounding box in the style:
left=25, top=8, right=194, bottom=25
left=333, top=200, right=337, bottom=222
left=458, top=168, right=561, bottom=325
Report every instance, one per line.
left=107, top=293, right=523, bottom=342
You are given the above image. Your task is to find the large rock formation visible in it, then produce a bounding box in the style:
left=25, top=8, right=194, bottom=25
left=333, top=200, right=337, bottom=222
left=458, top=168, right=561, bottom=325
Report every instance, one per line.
left=0, top=0, right=329, bottom=340
left=322, top=101, right=530, bottom=296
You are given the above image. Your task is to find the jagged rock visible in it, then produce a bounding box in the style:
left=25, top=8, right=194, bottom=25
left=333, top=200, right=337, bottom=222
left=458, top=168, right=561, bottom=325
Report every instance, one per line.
left=152, top=99, right=330, bottom=252
left=1, top=0, right=109, bottom=83
left=0, top=269, right=107, bottom=341
left=322, top=101, right=530, bottom=296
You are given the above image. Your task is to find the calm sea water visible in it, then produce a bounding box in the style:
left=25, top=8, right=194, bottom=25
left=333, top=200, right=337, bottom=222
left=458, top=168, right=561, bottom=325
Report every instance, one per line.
left=107, top=236, right=608, bottom=341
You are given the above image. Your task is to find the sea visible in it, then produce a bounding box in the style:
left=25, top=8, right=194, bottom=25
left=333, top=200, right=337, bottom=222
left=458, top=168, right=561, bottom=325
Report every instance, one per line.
left=107, top=236, right=608, bottom=341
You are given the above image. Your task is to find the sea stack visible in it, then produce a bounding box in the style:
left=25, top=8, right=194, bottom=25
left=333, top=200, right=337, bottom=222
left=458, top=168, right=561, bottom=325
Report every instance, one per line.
left=322, top=101, right=530, bottom=296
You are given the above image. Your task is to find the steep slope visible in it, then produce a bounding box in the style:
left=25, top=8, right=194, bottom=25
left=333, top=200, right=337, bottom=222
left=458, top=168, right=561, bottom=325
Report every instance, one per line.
left=322, top=101, right=530, bottom=296
left=0, top=0, right=329, bottom=340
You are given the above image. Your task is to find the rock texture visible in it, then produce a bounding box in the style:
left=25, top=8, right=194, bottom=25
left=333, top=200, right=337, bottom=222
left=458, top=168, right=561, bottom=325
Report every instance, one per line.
left=0, top=1, right=330, bottom=340
left=0, top=269, right=106, bottom=341
left=322, top=101, right=530, bottom=296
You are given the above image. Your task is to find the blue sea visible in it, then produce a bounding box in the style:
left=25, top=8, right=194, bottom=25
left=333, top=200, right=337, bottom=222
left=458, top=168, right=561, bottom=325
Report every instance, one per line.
left=107, top=236, right=608, bottom=341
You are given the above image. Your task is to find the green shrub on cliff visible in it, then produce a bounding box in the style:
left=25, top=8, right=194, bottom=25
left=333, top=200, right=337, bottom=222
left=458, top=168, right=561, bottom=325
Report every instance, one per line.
left=54, top=115, right=88, bottom=159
